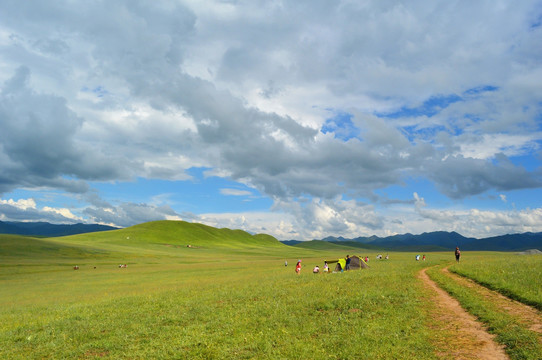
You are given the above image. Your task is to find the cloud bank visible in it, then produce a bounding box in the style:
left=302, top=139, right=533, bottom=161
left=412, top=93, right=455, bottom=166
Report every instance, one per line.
left=1, top=1, right=541, bottom=239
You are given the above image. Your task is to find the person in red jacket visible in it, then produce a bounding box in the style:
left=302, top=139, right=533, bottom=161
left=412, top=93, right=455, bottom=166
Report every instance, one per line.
left=295, top=260, right=302, bottom=274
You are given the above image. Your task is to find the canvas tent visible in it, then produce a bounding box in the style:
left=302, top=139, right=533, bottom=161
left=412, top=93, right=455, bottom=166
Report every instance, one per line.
left=326, top=255, right=369, bottom=272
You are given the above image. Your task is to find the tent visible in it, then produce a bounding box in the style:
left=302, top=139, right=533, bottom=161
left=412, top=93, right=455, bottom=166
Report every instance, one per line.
left=325, top=255, right=369, bottom=272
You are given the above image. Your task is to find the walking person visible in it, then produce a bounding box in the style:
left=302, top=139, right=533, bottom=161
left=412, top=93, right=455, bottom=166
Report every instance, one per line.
left=295, top=260, right=302, bottom=274
left=455, top=247, right=461, bottom=262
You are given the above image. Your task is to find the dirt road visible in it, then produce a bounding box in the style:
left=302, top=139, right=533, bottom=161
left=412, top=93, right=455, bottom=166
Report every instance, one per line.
left=418, top=268, right=509, bottom=359
left=442, top=267, right=542, bottom=336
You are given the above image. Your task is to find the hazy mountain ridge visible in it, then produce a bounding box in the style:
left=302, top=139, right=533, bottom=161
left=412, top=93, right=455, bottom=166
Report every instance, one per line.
left=285, top=231, right=542, bottom=251
left=0, top=221, right=119, bottom=237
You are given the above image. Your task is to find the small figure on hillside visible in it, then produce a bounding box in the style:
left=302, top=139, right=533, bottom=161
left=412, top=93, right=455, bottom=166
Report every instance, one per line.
left=285, top=260, right=288, bottom=267
left=295, top=260, right=302, bottom=275
left=313, top=265, right=320, bottom=273
left=323, top=261, right=329, bottom=273
left=345, top=255, right=351, bottom=271
left=365, top=256, right=369, bottom=263
left=422, top=254, right=426, bottom=261
left=415, top=255, right=420, bottom=261
left=385, top=254, right=389, bottom=260
left=455, top=247, right=461, bottom=262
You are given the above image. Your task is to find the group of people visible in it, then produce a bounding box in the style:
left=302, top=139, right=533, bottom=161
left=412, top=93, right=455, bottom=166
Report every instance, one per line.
left=313, top=261, right=331, bottom=273
left=292, top=247, right=462, bottom=275
left=292, top=259, right=332, bottom=274
left=312, top=261, right=330, bottom=274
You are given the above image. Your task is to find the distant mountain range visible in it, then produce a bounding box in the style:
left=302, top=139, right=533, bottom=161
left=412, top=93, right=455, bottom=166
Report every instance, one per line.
left=282, top=231, right=542, bottom=252
left=2, top=221, right=541, bottom=252
left=0, top=221, right=118, bottom=237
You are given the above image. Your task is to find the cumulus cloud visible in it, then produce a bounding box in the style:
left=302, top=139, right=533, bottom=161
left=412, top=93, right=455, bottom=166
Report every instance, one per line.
left=0, top=1, right=542, bottom=238
left=0, top=197, right=80, bottom=223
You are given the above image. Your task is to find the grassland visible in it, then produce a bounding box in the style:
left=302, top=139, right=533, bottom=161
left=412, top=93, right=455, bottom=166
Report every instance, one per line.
left=1, top=221, right=541, bottom=359
left=448, top=252, right=542, bottom=310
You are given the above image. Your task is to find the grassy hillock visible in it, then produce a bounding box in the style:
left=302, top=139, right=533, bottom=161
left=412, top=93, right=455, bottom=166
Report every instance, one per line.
left=0, top=221, right=300, bottom=269
left=61, top=220, right=286, bottom=249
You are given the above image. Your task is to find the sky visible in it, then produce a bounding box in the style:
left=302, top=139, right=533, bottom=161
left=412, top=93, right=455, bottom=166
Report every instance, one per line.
left=1, top=1, right=542, bottom=241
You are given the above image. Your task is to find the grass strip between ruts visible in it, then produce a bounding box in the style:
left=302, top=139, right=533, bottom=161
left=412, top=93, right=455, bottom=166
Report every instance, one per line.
left=448, top=255, right=542, bottom=312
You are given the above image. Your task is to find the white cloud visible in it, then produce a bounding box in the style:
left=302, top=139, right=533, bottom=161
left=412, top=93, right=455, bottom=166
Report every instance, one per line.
left=0, top=1, right=541, bottom=238
left=457, top=133, right=541, bottom=160
left=43, top=206, right=81, bottom=221
left=0, top=198, right=36, bottom=210
left=220, top=188, right=253, bottom=196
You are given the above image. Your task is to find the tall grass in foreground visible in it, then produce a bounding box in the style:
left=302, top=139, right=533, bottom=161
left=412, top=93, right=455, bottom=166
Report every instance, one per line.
left=1, top=252, right=440, bottom=359
left=449, top=253, right=542, bottom=310
left=427, top=264, right=542, bottom=360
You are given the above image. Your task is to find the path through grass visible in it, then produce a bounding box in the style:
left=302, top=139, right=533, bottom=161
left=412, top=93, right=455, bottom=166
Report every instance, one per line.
left=426, top=264, right=542, bottom=360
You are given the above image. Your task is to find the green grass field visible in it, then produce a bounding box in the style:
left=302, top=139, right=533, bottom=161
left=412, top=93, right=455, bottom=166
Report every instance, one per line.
left=448, top=252, right=542, bottom=310
left=1, top=221, right=540, bottom=359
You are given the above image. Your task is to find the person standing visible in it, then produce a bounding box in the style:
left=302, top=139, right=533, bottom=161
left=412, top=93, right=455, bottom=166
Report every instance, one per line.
left=455, top=247, right=461, bottom=262
left=345, top=255, right=351, bottom=271
left=295, top=260, right=302, bottom=274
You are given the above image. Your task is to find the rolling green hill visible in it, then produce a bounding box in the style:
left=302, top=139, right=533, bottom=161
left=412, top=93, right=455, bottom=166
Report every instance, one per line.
left=61, top=220, right=286, bottom=249
left=0, top=221, right=298, bottom=268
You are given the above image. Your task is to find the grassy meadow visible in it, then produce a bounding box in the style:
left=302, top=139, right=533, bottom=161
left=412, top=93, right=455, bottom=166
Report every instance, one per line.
left=448, top=252, right=542, bottom=310
left=1, top=221, right=541, bottom=359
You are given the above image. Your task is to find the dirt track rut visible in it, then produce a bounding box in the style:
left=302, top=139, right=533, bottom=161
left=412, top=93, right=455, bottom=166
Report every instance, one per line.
left=418, top=268, right=509, bottom=359
left=442, top=267, right=542, bottom=336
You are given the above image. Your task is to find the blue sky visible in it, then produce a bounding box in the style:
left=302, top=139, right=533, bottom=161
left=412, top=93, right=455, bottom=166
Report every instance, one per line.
left=1, top=1, right=542, bottom=240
